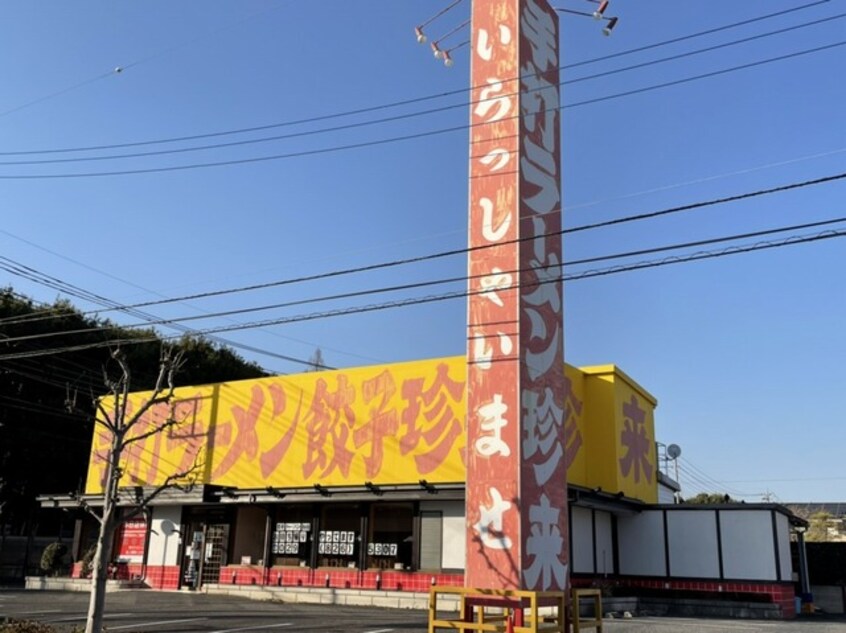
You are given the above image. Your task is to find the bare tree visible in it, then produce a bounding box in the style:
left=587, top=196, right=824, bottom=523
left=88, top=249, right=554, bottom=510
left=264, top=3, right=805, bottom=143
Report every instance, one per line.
left=72, top=346, right=201, bottom=633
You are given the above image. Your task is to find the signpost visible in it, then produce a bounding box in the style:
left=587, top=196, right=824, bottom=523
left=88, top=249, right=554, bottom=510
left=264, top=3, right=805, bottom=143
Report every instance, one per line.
left=465, top=0, right=568, bottom=593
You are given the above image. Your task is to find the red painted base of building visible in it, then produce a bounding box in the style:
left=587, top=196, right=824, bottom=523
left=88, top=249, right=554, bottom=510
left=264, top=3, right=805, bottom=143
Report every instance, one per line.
left=70, top=564, right=795, bottom=619
left=572, top=576, right=796, bottom=619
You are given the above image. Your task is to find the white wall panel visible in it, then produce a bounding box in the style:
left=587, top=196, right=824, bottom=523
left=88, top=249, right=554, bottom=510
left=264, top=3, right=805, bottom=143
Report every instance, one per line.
left=571, top=506, right=594, bottom=574
left=658, top=485, right=677, bottom=504
left=720, top=510, right=776, bottom=580
left=147, top=506, right=182, bottom=567
left=421, top=500, right=465, bottom=570
left=617, top=511, right=665, bottom=577
left=594, top=511, right=613, bottom=575
left=666, top=510, right=719, bottom=578
left=775, top=513, right=791, bottom=582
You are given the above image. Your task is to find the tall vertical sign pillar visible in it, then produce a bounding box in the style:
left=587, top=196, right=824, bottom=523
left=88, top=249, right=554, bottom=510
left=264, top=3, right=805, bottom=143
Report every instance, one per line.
left=466, top=0, right=567, bottom=591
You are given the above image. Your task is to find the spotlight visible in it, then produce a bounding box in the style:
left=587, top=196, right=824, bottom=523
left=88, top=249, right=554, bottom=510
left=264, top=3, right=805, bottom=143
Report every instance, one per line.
left=431, top=42, right=443, bottom=59
left=415, top=26, right=427, bottom=44
left=593, top=0, right=609, bottom=20
left=443, top=51, right=454, bottom=67
left=602, top=16, right=618, bottom=36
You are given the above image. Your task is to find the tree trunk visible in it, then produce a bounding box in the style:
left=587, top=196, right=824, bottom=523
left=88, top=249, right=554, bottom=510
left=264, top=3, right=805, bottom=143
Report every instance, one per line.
left=85, top=424, right=122, bottom=633
left=85, top=514, right=116, bottom=633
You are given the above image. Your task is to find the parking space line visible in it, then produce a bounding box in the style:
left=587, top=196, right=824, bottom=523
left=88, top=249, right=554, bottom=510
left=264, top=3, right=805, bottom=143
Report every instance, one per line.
left=109, top=617, right=207, bottom=630
left=45, top=612, right=133, bottom=623
left=363, top=629, right=394, bottom=633
left=209, top=624, right=292, bottom=633
left=619, top=618, right=781, bottom=630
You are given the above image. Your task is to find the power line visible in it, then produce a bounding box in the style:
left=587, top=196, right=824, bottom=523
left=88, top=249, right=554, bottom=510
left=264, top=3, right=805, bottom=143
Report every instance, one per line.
left=8, top=214, right=845, bottom=342
left=0, top=256, right=323, bottom=371
left=0, top=228, right=370, bottom=368
left=0, top=32, right=846, bottom=175
left=4, top=12, right=844, bottom=169
left=0, top=40, right=842, bottom=179
left=3, top=170, right=842, bottom=331
left=0, top=3, right=289, bottom=122
left=566, top=146, right=846, bottom=213
left=564, top=0, right=832, bottom=71
left=1, top=227, right=842, bottom=361
left=0, top=70, right=116, bottom=121
left=677, top=457, right=751, bottom=497
left=0, top=1, right=829, bottom=157
left=564, top=40, right=845, bottom=110
left=565, top=12, right=846, bottom=87
left=0, top=34, right=846, bottom=180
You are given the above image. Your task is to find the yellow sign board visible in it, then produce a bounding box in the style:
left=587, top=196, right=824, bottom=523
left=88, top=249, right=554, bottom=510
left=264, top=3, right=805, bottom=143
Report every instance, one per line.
left=86, top=357, right=657, bottom=503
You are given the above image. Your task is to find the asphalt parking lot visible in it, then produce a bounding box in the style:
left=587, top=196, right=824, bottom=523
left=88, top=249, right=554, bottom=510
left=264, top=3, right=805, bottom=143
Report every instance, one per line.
left=1, top=589, right=845, bottom=633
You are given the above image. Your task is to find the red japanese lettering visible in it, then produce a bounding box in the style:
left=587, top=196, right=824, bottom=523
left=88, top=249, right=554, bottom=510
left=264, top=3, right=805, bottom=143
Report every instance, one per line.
left=211, top=385, right=263, bottom=479
left=400, top=363, right=465, bottom=474
left=302, top=375, right=356, bottom=480
left=353, top=370, right=398, bottom=479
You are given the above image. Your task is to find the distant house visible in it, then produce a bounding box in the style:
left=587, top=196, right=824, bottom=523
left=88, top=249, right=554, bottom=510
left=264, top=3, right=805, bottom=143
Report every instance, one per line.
left=785, top=503, right=846, bottom=542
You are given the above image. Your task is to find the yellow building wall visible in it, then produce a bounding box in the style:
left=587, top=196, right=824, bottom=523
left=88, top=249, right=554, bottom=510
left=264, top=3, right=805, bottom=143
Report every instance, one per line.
left=85, top=357, right=658, bottom=503
left=582, top=366, right=659, bottom=503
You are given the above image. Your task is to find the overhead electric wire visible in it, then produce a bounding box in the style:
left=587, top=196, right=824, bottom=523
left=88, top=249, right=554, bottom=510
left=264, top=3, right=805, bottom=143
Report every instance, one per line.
left=3, top=356, right=101, bottom=392
left=677, top=457, right=751, bottom=497
left=565, top=40, right=846, bottom=111
left=566, top=146, right=846, bottom=213
left=0, top=70, right=116, bottom=121
left=565, top=11, right=846, bottom=86
left=1, top=226, right=843, bottom=357
left=3, top=170, right=842, bottom=331
left=564, top=0, right=832, bottom=70
left=0, top=0, right=830, bottom=157
left=0, top=395, right=88, bottom=425
left=1, top=38, right=841, bottom=180
left=0, top=228, right=358, bottom=368
left=3, top=11, right=843, bottom=169
left=0, top=255, right=324, bottom=371
left=0, top=3, right=288, bottom=122
left=8, top=214, right=844, bottom=342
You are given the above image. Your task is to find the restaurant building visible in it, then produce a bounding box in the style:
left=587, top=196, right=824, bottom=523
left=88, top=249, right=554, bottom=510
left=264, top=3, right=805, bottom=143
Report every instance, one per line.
left=40, top=355, right=802, bottom=618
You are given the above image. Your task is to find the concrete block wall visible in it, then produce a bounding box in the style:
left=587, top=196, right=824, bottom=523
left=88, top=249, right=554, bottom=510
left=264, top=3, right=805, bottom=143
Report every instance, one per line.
left=201, top=583, right=460, bottom=611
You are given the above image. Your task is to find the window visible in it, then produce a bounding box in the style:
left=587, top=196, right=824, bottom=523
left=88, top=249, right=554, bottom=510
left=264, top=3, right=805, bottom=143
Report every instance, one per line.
left=318, top=504, right=361, bottom=568
left=367, top=503, right=413, bottom=571
left=271, top=505, right=313, bottom=568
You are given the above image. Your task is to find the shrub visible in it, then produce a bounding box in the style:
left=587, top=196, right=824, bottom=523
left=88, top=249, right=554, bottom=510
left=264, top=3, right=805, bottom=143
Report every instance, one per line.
left=0, top=619, right=61, bottom=632
left=39, top=543, right=68, bottom=577
left=79, top=544, right=97, bottom=578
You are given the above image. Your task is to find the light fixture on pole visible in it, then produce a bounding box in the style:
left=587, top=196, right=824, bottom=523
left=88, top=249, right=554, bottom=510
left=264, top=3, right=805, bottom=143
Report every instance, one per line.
left=555, top=1, right=620, bottom=36
left=592, top=0, right=609, bottom=19
left=413, top=0, right=465, bottom=47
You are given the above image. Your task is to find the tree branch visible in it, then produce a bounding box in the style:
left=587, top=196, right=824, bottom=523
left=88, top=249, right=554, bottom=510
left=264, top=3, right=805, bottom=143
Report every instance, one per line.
left=70, top=492, right=104, bottom=526
left=122, top=347, right=183, bottom=436
left=119, top=456, right=203, bottom=522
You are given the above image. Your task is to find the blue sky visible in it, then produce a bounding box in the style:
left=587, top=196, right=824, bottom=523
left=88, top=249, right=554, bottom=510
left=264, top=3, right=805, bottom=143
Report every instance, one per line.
left=1, top=1, right=844, bottom=503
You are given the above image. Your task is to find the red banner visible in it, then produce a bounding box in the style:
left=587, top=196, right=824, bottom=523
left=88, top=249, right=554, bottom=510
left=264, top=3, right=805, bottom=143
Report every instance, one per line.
left=115, top=519, right=147, bottom=563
